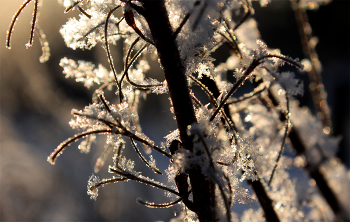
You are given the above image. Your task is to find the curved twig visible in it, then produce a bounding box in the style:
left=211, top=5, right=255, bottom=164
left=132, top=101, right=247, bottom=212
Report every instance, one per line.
left=268, top=94, right=290, bottom=186
left=6, top=0, right=33, bottom=49
left=48, top=129, right=112, bottom=165
left=227, top=85, right=267, bottom=104
left=137, top=196, right=184, bottom=208
left=109, top=167, right=179, bottom=195
left=104, top=5, right=122, bottom=99
left=89, top=177, right=129, bottom=191
left=129, top=138, right=162, bottom=174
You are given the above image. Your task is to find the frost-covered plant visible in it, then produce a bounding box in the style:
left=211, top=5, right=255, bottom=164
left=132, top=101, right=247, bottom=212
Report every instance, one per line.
left=7, top=0, right=349, bottom=221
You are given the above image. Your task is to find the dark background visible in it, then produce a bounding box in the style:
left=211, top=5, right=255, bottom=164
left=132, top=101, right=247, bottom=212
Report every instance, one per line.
left=0, top=0, right=348, bottom=221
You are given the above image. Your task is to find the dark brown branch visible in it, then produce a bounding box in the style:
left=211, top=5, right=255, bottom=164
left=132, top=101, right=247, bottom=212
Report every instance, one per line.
left=142, top=1, right=217, bottom=221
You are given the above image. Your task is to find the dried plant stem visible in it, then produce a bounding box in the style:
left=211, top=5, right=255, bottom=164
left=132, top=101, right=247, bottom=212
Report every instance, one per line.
left=6, top=0, right=33, bottom=49
left=291, top=0, right=332, bottom=132
left=142, top=1, right=217, bottom=220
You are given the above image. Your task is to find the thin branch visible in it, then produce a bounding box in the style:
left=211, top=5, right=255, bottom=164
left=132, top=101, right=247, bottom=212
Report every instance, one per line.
left=104, top=5, right=122, bottom=97
left=77, top=5, right=91, bottom=18
left=173, top=0, right=201, bottom=39
left=109, top=167, right=179, bottom=196
left=192, top=1, right=207, bottom=31
left=268, top=94, right=290, bottom=186
left=291, top=0, right=332, bottom=131
left=6, top=0, right=33, bottom=49
left=210, top=54, right=303, bottom=122
left=137, top=196, right=184, bottom=208
left=48, top=129, right=112, bottom=165
left=64, top=0, right=85, bottom=13
left=232, top=0, right=252, bottom=32
left=129, top=138, right=162, bottom=174
left=227, top=85, right=267, bottom=104
left=189, top=75, right=237, bottom=133
left=89, top=177, right=129, bottom=191
left=25, top=0, right=39, bottom=48
left=194, top=132, right=231, bottom=222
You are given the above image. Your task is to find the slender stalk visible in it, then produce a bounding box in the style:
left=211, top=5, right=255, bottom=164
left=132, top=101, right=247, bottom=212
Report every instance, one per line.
left=142, top=1, right=217, bottom=220
left=290, top=0, right=332, bottom=132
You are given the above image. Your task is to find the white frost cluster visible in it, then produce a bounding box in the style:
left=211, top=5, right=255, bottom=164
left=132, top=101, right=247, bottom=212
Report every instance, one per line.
left=60, top=57, right=112, bottom=88
left=87, top=174, right=100, bottom=200
left=60, top=1, right=121, bottom=50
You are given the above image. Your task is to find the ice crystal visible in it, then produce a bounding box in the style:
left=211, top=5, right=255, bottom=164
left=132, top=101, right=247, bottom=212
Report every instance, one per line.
left=60, top=1, right=121, bottom=50
left=275, top=71, right=304, bottom=96
left=60, top=57, right=112, bottom=88
left=87, top=174, right=100, bottom=200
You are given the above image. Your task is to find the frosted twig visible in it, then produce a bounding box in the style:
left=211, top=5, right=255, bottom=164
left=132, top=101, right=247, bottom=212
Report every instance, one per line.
left=35, top=25, right=50, bottom=63
left=227, top=84, right=267, bottom=104
left=189, top=75, right=237, bottom=133
left=64, top=0, right=85, bottom=13
left=48, top=129, right=112, bottom=165
left=104, top=5, right=122, bottom=99
left=137, top=196, right=185, bottom=208
left=210, top=54, right=303, bottom=122
left=26, top=0, right=39, bottom=48
left=129, top=138, right=162, bottom=174
left=6, top=0, right=34, bottom=49
left=89, top=177, right=129, bottom=191
left=173, top=0, right=201, bottom=39
left=268, top=94, right=290, bottom=186
left=109, top=167, right=179, bottom=196
left=232, top=0, right=252, bottom=31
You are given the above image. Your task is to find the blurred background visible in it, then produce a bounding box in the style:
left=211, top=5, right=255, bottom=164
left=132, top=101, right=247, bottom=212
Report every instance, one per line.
left=0, top=0, right=348, bottom=221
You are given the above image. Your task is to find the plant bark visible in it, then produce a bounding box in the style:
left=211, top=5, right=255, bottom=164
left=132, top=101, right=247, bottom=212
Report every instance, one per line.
left=142, top=1, right=217, bottom=221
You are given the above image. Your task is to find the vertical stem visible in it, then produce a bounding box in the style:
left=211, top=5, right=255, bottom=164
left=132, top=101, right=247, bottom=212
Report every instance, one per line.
left=142, top=1, right=217, bottom=221
left=291, top=0, right=332, bottom=132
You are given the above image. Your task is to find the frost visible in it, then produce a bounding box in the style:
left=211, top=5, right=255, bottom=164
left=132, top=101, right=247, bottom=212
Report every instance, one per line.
left=60, top=1, right=121, bottom=50
left=60, top=57, right=112, bottom=88
left=275, top=71, right=304, bottom=96
left=78, top=134, right=96, bottom=154
left=87, top=174, right=100, bottom=200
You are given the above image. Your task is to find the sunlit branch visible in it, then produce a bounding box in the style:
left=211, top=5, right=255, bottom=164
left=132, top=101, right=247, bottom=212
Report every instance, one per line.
left=25, top=0, right=39, bottom=48
left=77, top=6, right=91, bottom=18
left=218, top=31, right=241, bottom=57
left=104, top=5, right=122, bottom=98
left=48, top=129, right=112, bottom=165
left=6, top=0, right=33, bottom=49
left=291, top=0, right=332, bottom=131
left=109, top=167, right=180, bottom=196
left=89, top=177, right=129, bottom=191
left=137, top=197, right=184, bottom=208
left=129, top=138, right=162, bottom=174
left=221, top=20, right=242, bottom=56
left=94, top=143, right=114, bottom=173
